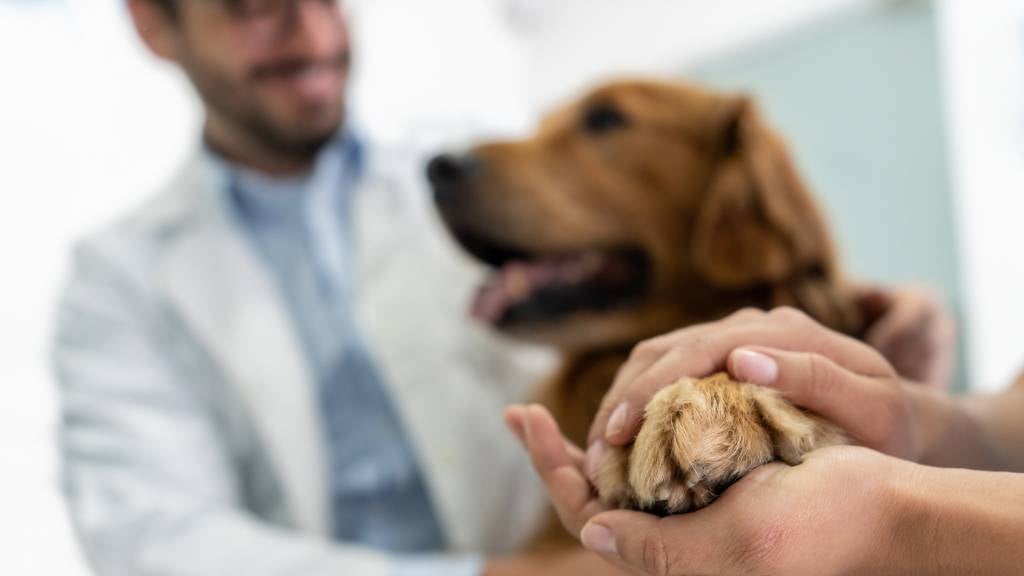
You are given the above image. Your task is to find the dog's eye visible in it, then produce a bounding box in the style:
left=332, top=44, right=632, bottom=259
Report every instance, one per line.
left=582, top=104, right=629, bottom=135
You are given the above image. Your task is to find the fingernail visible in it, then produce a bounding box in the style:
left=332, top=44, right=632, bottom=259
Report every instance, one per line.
left=581, top=523, right=618, bottom=558
left=733, top=349, right=779, bottom=385
left=585, top=441, right=606, bottom=481
left=606, top=402, right=629, bottom=439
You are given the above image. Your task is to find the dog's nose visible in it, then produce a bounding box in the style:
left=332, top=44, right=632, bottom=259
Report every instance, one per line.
left=426, top=153, right=480, bottom=190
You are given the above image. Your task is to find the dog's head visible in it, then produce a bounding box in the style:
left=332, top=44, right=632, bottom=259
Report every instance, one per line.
left=429, top=79, right=851, bottom=350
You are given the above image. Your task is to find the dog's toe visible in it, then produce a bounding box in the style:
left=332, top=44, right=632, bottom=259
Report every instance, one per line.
left=593, top=373, right=844, bottom=515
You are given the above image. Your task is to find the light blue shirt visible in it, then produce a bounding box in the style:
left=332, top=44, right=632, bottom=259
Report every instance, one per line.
left=213, top=133, right=482, bottom=576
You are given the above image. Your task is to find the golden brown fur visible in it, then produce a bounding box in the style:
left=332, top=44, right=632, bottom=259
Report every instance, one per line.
left=430, top=78, right=863, bottom=548
left=595, top=373, right=845, bottom=515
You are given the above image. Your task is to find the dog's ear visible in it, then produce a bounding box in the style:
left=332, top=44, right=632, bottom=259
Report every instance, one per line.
left=690, top=97, right=833, bottom=289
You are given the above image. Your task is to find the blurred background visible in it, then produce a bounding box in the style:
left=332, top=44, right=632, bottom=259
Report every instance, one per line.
left=1, top=0, right=1023, bottom=572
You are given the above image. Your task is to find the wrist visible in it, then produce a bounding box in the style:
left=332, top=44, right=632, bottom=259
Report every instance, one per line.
left=847, top=456, right=929, bottom=574
left=905, top=383, right=1000, bottom=469
left=917, top=389, right=1009, bottom=469
left=886, top=463, right=1024, bottom=574
left=908, top=383, right=961, bottom=465
left=875, top=460, right=942, bottom=574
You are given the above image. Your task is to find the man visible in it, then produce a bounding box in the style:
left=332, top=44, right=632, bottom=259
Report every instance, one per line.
left=512, top=307, right=1024, bottom=575
left=52, top=1, right=620, bottom=574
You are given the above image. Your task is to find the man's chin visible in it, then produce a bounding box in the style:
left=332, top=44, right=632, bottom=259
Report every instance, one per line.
left=274, top=126, right=340, bottom=158
left=270, top=94, right=345, bottom=133
left=257, top=103, right=345, bottom=155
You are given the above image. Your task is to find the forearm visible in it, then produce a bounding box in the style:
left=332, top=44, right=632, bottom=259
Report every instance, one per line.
left=958, top=385, right=1024, bottom=472
left=912, top=382, right=1024, bottom=472
left=886, top=465, right=1024, bottom=575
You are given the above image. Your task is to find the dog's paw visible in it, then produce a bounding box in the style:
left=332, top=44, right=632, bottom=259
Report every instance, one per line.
left=594, top=372, right=845, bottom=514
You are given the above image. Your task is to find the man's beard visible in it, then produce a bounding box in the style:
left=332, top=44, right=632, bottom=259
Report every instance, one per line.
left=181, top=47, right=350, bottom=162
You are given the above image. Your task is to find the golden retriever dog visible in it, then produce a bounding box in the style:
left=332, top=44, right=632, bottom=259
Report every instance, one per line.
left=427, top=79, right=862, bottom=547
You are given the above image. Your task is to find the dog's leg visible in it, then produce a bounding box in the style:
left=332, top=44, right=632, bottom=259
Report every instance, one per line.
left=594, top=372, right=845, bottom=514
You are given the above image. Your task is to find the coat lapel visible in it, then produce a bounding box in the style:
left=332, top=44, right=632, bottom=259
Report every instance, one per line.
left=351, top=148, right=550, bottom=553
left=158, top=156, right=329, bottom=537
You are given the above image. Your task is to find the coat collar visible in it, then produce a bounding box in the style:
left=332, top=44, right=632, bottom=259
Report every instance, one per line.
left=156, top=152, right=330, bottom=536
left=348, top=147, right=551, bottom=552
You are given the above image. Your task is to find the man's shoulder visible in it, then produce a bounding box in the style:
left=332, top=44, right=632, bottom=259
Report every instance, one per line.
left=70, top=153, right=211, bottom=285
left=359, top=135, right=436, bottom=187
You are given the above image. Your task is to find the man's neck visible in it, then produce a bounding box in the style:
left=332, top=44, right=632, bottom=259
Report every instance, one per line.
left=203, top=115, right=317, bottom=177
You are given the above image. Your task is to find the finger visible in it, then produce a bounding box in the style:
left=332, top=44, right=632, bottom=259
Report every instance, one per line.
left=586, top=343, right=672, bottom=448
left=522, top=405, right=608, bottom=535
left=923, top=313, right=956, bottom=390
left=511, top=404, right=587, bottom=465
left=867, top=304, right=925, bottom=356
left=586, top=311, right=769, bottom=447
left=581, top=463, right=787, bottom=575
left=865, top=288, right=937, bottom=352
left=603, top=346, right=716, bottom=446
left=864, top=289, right=956, bottom=388
left=564, top=437, right=587, bottom=468
left=886, top=331, right=930, bottom=384
left=589, top=326, right=736, bottom=447
left=504, top=405, right=528, bottom=446
left=581, top=510, right=729, bottom=575
left=590, top=310, right=893, bottom=448
left=729, top=347, right=903, bottom=454
left=856, top=285, right=892, bottom=326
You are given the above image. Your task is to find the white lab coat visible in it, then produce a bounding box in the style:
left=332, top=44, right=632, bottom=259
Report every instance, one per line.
left=53, top=142, right=552, bottom=576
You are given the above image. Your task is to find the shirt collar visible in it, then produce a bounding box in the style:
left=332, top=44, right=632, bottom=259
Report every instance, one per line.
left=202, top=129, right=364, bottom=224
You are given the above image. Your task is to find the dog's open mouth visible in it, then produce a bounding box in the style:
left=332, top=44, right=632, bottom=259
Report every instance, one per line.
left=455, top=231, right=651, bottom=327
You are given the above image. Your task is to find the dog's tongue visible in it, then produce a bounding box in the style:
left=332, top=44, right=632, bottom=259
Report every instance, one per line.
left=471, top=252, right=605, bottom=323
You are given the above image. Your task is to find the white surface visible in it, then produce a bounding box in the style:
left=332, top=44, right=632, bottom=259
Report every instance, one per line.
left=348, top=0, right=533, bottom=143
left=522, top=0, right=880, bottom=111
left=938, top=0, right=1024, bottom=391
left=0, top=2, right=199, bottom=574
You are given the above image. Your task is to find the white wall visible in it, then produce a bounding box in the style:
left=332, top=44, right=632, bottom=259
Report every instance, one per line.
left=522, top=0, right=881, bottom=112
left=938, top=0, right=1024, bottom=391
left=0, top=1, right=198, bottom=574
left=348, top=0, right=534, bottom=144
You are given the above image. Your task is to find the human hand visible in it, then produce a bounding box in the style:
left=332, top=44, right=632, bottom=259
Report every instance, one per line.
left=508, top=404, right=914, bottom=575
left=577, top=446, right=912, bottom=576
left=858, top=284, right=956, bottom=390
left=586, top=308, right=952, bottom=464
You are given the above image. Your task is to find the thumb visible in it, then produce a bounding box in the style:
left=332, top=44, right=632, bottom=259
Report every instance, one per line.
left=580, top=510, right=722, bottom=576
left=581, top=463, right=790, bottom=575
left=728, top=347, right=888, bottom=445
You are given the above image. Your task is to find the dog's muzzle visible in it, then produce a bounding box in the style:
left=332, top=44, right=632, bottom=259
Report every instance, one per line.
left=427, top=153, right=483, bottom=208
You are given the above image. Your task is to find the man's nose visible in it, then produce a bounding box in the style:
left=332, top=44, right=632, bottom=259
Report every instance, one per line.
left=427, top=153, right=482, bottom=202
left=284, top=0, right=347, bottom=51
